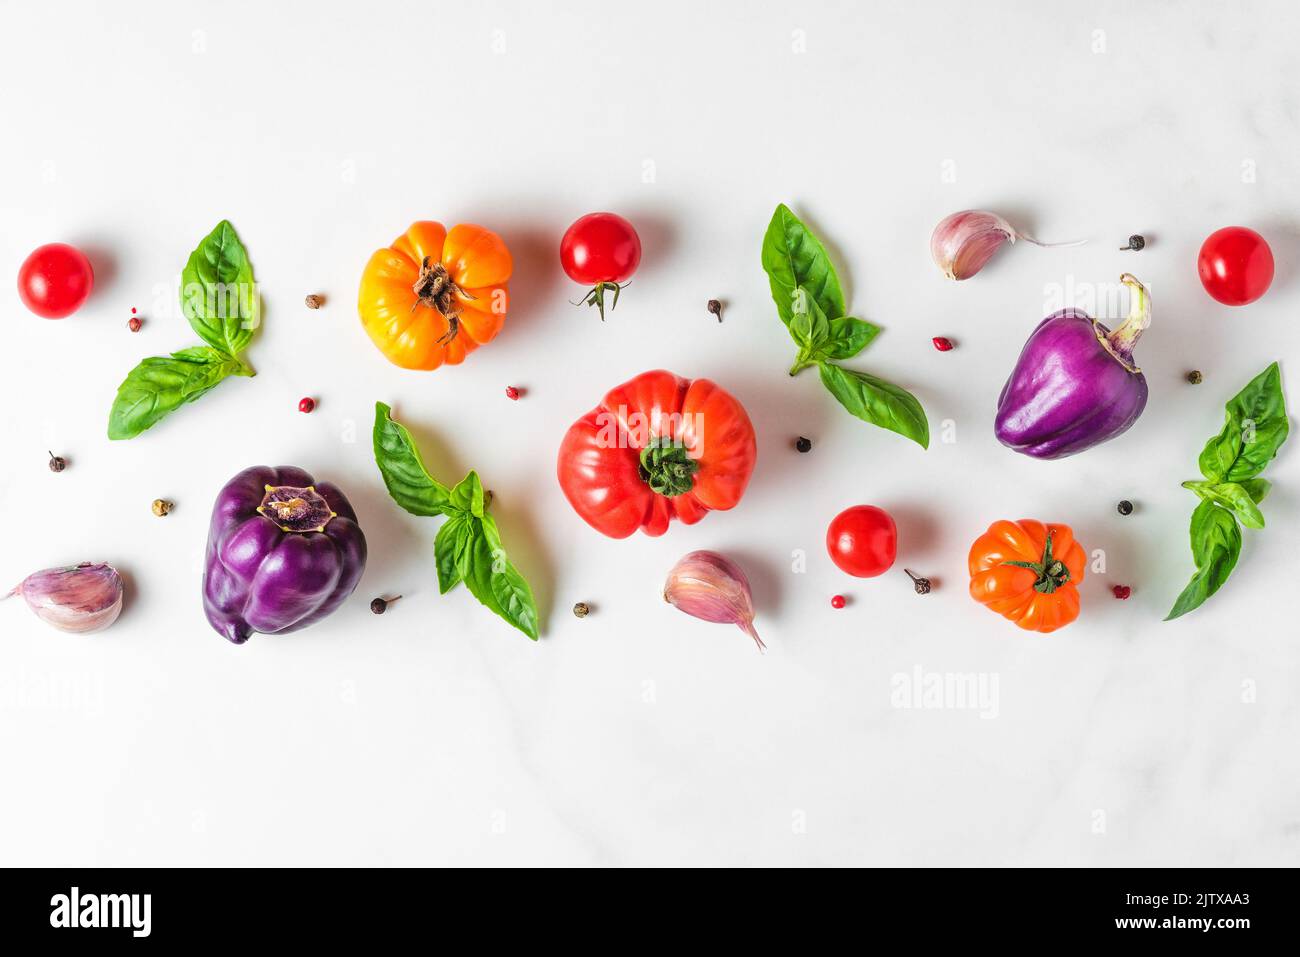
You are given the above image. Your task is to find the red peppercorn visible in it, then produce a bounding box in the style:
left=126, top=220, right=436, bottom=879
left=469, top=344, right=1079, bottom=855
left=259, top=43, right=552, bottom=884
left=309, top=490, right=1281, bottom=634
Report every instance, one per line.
left=127, top=317, right=142, bottom=332
left=830, top=595, right=846, bottom=609
left=298, top=397, right=315, bottom=413
left=1112, top=585, right=1131, bottom=600
left=932, top=336, right=954, bottom=352
left=505, top=386, right=520, bottom=400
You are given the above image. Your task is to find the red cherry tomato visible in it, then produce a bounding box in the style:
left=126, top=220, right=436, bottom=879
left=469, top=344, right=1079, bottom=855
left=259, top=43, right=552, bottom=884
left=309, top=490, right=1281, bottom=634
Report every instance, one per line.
left=561, top=213, right=641, bottom=285
left=826, top=505, right=897, bottom=578
left=560, top=213, right=641, bottom=320
left=17, top=243, right=94, bottom=319
left=1197, top=227, right=1273, bottom=306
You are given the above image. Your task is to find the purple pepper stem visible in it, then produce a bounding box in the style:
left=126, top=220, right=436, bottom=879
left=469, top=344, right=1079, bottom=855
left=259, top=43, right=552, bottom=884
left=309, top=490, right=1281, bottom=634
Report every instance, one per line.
left=256, top=484, right=336, bottom=533
left=1099, top=273, right=1150, bottom=369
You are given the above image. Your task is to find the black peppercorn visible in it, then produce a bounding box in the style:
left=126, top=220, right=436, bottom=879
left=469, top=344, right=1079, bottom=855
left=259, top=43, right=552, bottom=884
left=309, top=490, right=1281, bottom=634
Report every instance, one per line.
left=795, top=436, right=812, bottom=453
left=47, top=451, right=66, bottom=473
left=1121, top=234, right=1146, bottom=251
left=1117, top=500, right=1134, bottom=516
left=370, top=595, right=401, bottom=615
left=1187, top=370, right=1203, bottom=384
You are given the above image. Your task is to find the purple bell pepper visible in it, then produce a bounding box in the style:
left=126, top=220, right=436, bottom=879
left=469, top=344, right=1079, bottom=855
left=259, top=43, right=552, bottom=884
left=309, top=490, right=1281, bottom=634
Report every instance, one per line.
left=995, top=274, right=1151, bottom=459
left=202, top=465, right=367, bottom=643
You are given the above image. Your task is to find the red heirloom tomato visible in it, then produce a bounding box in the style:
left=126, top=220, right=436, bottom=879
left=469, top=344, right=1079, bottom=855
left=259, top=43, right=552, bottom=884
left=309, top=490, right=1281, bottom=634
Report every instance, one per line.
left=1197, top=226, right=1274, bottom=306
left=557, top=369, right=757, bottom=538
left=560, top=212, right=641, bottom=320
left=18, top=243, right=94, bottom=318
left=826, top=505, right=897, bottom=577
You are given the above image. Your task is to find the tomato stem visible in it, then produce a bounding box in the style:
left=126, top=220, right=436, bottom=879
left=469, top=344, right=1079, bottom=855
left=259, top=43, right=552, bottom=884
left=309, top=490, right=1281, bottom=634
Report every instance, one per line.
left=575, top=281, right=629, bottom=321
left=638, top=439, right=699, bottom=497
left=411, top=256, right=474, bottom=342
left=1001, top=530, right=1071, bottom=594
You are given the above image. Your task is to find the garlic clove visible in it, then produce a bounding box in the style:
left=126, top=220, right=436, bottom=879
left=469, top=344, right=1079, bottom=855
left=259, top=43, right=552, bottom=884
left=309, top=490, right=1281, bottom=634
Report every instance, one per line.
left=7, top=562, right=124, bottom=634
left=932, top=210, right=1087, bottom=280
left=930, top=210, right=1017, bottom=281
left=663, top=550, right=765, bottom=652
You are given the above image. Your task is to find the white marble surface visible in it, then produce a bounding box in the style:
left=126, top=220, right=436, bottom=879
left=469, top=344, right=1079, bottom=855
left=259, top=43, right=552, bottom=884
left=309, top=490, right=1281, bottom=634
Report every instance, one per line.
left=1, top=0, right=1298, bottom=866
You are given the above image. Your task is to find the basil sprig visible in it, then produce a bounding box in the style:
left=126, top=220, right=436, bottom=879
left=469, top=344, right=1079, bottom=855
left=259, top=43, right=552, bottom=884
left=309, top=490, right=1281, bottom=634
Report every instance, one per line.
left=761, top=204, right=929, bottom=447
left=373, top=402, right=540, bottom=640
left=108, top=221, right=258, bottom=439
left=1167, top=362, right=1288, bottom=620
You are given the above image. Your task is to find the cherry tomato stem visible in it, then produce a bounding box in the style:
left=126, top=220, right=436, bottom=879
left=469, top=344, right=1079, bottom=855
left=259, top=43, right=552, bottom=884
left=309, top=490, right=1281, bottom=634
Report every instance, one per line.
left=574, top=280, right=628, bottom=321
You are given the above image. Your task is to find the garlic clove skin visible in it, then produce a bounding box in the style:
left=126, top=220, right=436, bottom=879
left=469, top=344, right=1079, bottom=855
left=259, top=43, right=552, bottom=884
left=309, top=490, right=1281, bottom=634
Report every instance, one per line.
left=8, top=562, right=124, bottom=634
left=663, top=550, right=765, bottom=652
left=930, top=210, right=1017, bottom=280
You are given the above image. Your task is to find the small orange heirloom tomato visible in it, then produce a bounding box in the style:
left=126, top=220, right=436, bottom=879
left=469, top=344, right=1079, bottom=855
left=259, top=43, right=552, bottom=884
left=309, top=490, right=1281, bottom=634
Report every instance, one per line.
left=968, top=519, right=1086, bottom=633
left=358, top=221, right=511, bottom=371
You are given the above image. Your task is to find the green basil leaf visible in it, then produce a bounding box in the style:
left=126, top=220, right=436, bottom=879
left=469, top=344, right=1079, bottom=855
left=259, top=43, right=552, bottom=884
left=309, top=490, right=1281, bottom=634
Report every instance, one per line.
left=372, top=402, right=451, bottom=516
left=107, top=346, right=245, bottom=440
left=480, top=514, right=540, bottom=641
left=1239, top=478, right=1271, bottom=504
left=1182, top=480, right=1265, bottom=530
left=448, top=471, right=486, bottom=517
left=788, top=288, right=830, bottom=349
left=1197, top=362, right=1288, bottom=483
left=818, top=362, right=929, bottom=448
left=761, top=204, right=846, bottom=328
left=1165, top=501, right=1243, bottom=620
left=181, top=220, right=259, bottom=357
left=434, top=513, right=470, bottom=594
left=458, top=515, right=540, bottom=640
left=458, top=523, right=504, bottom=613
left=816, top=317, right=881, bottom=361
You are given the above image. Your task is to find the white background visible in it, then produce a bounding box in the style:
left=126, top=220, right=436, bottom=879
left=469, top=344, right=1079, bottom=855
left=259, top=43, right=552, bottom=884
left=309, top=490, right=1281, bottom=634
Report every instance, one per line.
left=1, top=0, right=1297, bottom=866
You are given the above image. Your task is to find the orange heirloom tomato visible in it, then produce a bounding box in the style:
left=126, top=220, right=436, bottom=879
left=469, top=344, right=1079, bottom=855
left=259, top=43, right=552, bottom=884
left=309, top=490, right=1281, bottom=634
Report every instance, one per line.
left=358, top=221, right=511, bottom=370
left=968, top=519, right=1086, bottom=633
